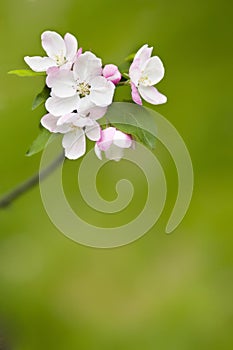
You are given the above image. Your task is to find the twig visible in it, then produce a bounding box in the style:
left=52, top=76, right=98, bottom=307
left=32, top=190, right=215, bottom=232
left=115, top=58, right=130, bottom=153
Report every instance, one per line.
left=0, top=152, right=64, bottom=209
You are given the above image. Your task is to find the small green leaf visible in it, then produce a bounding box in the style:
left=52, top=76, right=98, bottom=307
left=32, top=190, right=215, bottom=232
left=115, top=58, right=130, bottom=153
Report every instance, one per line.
left=32, top=85, right=50, bottom=110
left=104, top=102, right=157, bottom=150
left=8, top=69, right=46, bottom=77
left=125, top=53, right=136, bottom=62
left=26, top=128, right=56, bottom=157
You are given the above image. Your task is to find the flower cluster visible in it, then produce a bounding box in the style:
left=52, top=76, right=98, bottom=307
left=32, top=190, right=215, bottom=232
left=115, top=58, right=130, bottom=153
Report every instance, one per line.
left=25, top=31, right=166, bottom=161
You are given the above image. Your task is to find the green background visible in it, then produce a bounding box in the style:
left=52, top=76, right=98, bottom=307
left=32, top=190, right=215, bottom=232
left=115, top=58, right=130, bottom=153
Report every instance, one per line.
left=0, top=0, right=232, bottom=349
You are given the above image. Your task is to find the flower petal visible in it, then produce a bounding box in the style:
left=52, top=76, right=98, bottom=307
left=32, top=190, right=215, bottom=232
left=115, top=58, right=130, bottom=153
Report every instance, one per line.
left=85, top=121, right=101, bottom=141
left=90, top=76, right=115, bottom=107
left=129, top=58, right=141, bottom=85
left=73, top=52, right=102, bottom=82
left=134, top=44, right=153, bottom=67
left=94, top=143, right=102, bottom=160
left=113, top=130, right=132, bottom=148
left=105, top=144, right=124, bottom=162
left=64, top=33, right=78, bottom=61
left=45, top=95, right=80, bottom=116
left=102, top=64, right=121, bottom=85
left=41, top=113, right=71, bottom=133
left=46, top=69, right=76, bottom=98
left=62, top=129, right=86, bottom=160
left=130, top=82, right=142, bottom=105
left=24, top=56, right=55, bottom=72
left=41, top=31, right=66, bottom=60
left=141, top=56, right=165, bottom=85
left=97, top=127, right=116, bottom=151
left=138, top=85, right=167, bottom=105
left=56, top=113, right=77, bottom=125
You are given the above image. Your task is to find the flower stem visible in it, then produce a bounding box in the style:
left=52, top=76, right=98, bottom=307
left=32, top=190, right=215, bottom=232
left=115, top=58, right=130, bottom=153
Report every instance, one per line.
left=0, top=152, right=64, bottom=209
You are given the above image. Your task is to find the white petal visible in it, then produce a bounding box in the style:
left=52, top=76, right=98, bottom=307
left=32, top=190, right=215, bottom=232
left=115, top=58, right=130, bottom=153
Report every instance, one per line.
left=94, top=143, right=102, bottom=160
left=141, top=56, right=165, bottom=85
left=73, top=52, right=102, bottom=82
left=41, top=31, right=66, bottom=59
left=138, top=85, right=167, bottom=105
left=129, top=58, right=141, bottom=86
left=57, top=113, right=77, bottom=125
left=105, top=144, right=124, bottom=161
left=113, top=130, right=132, bottom=148
left=64, top=33, right=78, bottom=61
left=90, top=77, right=115, bottom=107
left=24, top=56, right=55, bottom=72
left=46, top=70, right=76, bottom=98
left=62, top=129, right=86, bottom=160
left=41, top=113, right=71, bottom=133
left=41, top=113, right=59, bottom=132
left=134, top=44, right=153, bottom=67
left=73, top=117, right=92, bottom=128
left=85, top=121, right=101, bottom=141
left=45, top=95, right=80, bottom=116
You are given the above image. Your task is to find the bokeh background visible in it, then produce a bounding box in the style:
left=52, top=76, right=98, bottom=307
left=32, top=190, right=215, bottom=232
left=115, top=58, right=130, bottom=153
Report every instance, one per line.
left=0, top=0, right=232, bottom=349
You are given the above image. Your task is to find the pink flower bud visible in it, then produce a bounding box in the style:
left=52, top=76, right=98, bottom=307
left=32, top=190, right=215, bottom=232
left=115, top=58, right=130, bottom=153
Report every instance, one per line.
left=102, top=64, right=121, bottom=85
left=95, top=127, right=133, bottom=161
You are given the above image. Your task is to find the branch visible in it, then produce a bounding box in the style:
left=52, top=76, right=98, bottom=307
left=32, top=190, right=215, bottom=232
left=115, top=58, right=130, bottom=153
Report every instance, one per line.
left=0, top=152, right=64, bottom=208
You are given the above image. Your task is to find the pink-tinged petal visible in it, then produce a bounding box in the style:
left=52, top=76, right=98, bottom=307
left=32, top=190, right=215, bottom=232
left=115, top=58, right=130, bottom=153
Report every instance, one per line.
left=134, top=44, right=153, bottom=67
left=141, top=56, right=165, bottom=85
left=138, top=85, right=167, bottom=105
left=90, top=76, right=115, bottom=107
left=105, top=144, right=124, bottom=162
left=129, top=58, right=141, bottom=85
left=41, top=113, right=71, bottom=133
left=72, top=48, right=83, bottom=64
left=73, top=52, right=102, bottom=81
left=47, top=66, right=59, bottom=75
left=85, top=121, right=101, bottom=141
left=77, top=47, right=83, bottom=57
left=46, top=69, right=76, bottom=98
left=102, top=64, right=121, bottom=85
left=24, top=56, right=55, bottom=72
left=45, top=95, right=80, bottom=116
left=62, top=129, right=86, bottom=160
left=131, top=82, right=142, bottom=105
left=97, top=127, right=116, bottom=151
left=41, top=31, right=66, bottom=59
left=113, top=130, right=132, bottom=148
left=64, top=33, right=78, bottom=61
left=94, top=143, right=102, bottom=160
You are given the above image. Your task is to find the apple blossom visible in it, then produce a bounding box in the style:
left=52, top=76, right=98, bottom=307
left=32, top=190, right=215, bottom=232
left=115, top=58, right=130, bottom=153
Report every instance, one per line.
left=102, top=64, right=121, bottom=85
left=24, top=31, right=78, bottom=72
left=45, top=51, right=115, bottom=116
left=94, top=127, right=133, bottom=162
left=41, top=110, right=102, bottom=160
left=129, top=44, right=167, bottom=105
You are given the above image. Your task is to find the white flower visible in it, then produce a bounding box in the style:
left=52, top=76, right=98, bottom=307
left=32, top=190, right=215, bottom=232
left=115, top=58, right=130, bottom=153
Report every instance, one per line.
left=94, top=127, right=133, bottom=162
left=45, top=51, right=115, bottom=116
left=41, top=101, right=106, bottom=160
left=129, top=44, right=167, bottom=105
left=24, top=30, right=78, bottom=72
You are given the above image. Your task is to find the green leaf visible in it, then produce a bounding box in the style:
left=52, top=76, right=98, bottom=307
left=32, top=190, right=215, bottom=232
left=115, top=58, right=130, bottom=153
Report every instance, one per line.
left=125, top=53, right=136, bottom=62
left=8, top=69, right=46, bottom=77
left=32, top=85, right=50, bottom=110
left=104, top=102, right=157, bottom=150
left=26, top=128, right=56, bottom=157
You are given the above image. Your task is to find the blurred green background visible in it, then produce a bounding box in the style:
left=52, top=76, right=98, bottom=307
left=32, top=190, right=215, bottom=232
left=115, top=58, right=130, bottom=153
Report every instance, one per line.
left=0, top=0, right=232, bottom=349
